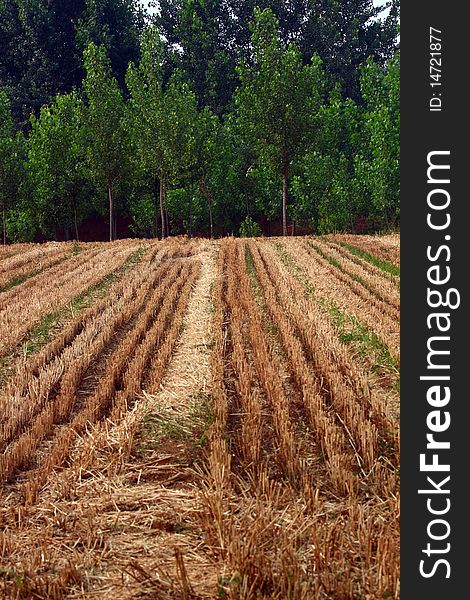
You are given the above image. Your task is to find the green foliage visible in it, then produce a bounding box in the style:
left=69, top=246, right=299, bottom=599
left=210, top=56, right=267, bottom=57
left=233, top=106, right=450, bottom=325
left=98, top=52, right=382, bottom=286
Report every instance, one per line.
left=82, top=42, right=127, bottom=190
left=28, top=92, right=88, bottom=239
left=82, top=42, right=128, bottom=239
left=0, top=90, right=29, bottom=243
left=239, top=216, right=262, bottom=238
left=236, top=9, right=325, bottom=175
left=0, top=90, right=16, bottom=234
left=354, top=53, right=400, bottom=229
left=5, top=205, right=36, bottom=242
left=0, top=1, right=400, bottom=241
left=76, top=0, right=145, bottom=89
left=235, top=8, right=326, bottom=233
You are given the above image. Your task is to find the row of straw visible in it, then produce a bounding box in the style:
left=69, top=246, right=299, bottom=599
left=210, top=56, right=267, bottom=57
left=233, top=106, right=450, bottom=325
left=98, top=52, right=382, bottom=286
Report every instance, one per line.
left=0, top=241, right=143, bottom=354
left=0, top=242, right=73, bottom=288
left=0, top=252, right=179, bottom=483
left=253, top=242, right=398, bottom=497
left=0, top=243, right=164, bottom=436
left=307, top=242, right=399, bottom=320
left=200, top=239, right=400, bottom=598
left=281, top=239, right=400, bottom=363
left=21, top=259, right=198, bottom=502
left=315, top=238, right=400, bottom=309
left=260, top=241, right=399, bottom=452
left=329, top=232, right=400, bottom=267
left=324, top=238, right=400, bottom=286
left=246, top=241, right=357, bottom=496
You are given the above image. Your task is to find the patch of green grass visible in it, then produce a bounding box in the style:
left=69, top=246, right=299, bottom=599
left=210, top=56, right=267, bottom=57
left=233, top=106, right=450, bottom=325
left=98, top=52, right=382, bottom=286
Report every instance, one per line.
left=71, top=242, right=82, bottom=255
left=322, top=299, right=399, bottom=391
left=244, top=243, right=256, bottom=277
left=139, top=392, right=215, bottom=453
left=0, top=269, right=42, bottom=293
left=308, top=242, right=389, bottom=304
left=336, top=241, right=400, bottom=277
left=244, top=243, right=264, bottom=305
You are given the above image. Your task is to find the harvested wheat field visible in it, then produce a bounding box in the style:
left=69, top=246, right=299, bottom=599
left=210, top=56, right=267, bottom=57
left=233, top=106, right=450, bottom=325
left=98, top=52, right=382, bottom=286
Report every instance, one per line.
left=0, top=235, right=400, bottom=599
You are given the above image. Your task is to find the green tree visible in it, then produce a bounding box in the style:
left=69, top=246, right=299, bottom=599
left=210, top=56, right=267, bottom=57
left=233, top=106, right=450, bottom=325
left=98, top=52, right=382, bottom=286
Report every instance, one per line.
left=0, top=0, right=87, bottom=126
left=355, top=52, right=399, bottom=228
left=291, top=88, right=362, bottom=232
left=301, top=0, right=399, bottom=101
left=0, top=89, right=26, bottom=244
left=127, top=27, right=199, bottom=238
left=82, top=42, right=127, bottom=241
left=126, top=26, right=166, bottom=236
left=77, top=0, right=145, bottom=89
left=0, top=89, right=15, bottom=244
left=28, top=91, right=89, bottom=240
left=153, top=0, right=237, bottom=115
left=0, top=0, right=145, bottom=127
left=235, top=8, right=325, bottom=235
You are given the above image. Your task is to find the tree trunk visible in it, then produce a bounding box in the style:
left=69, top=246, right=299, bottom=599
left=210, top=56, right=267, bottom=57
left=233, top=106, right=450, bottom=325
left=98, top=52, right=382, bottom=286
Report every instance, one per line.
left=2, top=203, right=6, bottom=246
left=201, top=170, right=214, bottom=239
left=207, top=186, right=213, bottom=239
left=73, top=199, right=79, bottom=242
left=108, top=183, right=114, bottom=242
left=312, top=198, right=319, bottom=234
left=154, top=177, right=159, bottom=238
left=160, top=175, right=166, bottom=239
left=188, top=184, right=193, bottom=238
left=282, top=170, right=288, bottom=236
left=163, top=182, right=169, bottom=237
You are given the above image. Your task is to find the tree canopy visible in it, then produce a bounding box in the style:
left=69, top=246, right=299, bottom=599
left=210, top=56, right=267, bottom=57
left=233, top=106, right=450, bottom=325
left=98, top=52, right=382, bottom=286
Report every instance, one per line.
left=0, top=0, right=399, bottom=243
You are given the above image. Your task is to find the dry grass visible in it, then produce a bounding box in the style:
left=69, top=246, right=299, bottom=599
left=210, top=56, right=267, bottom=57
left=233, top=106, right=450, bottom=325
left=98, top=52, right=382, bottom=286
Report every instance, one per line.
left=0, top=235, right=400, bottom=599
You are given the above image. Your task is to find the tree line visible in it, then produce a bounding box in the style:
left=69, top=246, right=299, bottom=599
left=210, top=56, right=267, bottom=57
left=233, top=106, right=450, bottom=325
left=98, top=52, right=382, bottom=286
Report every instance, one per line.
left=0, top=0, right=399, bottom=242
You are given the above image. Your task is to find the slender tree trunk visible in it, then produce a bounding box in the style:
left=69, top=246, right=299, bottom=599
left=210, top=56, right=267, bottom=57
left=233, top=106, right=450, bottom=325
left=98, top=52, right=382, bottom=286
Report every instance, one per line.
left=108, top=183, right=113, bottom=242
left=201, top=170, right=213, bottom=239
left=160, top=175, right=166, bottom=239
left=207, top=185, right=213, bottom=239
left=163, top=182, right=169, bottom=237
left=73, top=199, right=79, bottom=242
left=282, top=170, right=288, bottom=236
left=312, top=199, right=319, bottom=234
left=154, top=177, right=159, bottom=238
left=2, top=203, right=6, bottom=246
left=188, top=183, right=193, bottom=238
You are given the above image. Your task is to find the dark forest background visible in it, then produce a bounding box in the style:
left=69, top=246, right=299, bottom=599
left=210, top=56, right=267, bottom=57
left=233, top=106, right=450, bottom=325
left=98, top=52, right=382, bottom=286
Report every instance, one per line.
left=0, top=0, right=399, bottom=242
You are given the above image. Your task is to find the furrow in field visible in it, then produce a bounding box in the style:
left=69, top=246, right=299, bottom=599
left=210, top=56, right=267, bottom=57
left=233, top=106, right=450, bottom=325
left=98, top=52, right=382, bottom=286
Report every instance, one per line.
left=253, top=241, right=399, bottom=494
left=223, top=242, right=287, bottom=481
left=20, top=260, right=200, bottom=502
left=311, top=239, right=400, bottom=314
left=0, top=243, right=36, bottom=262
left=0, top=257, right=181, bottom=483
left=329, top=232, right=400, bottom=268
left=0, top=242, right=143, bottom=354
left=0, top=242, right=74, bottom=290
left=228, top=239, right=314, bottom=488
left=0, top=254, right=176, bottom=454
left=279, top=239, right=400, bottom=364
left=322, top=238, right=400, bottom=287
